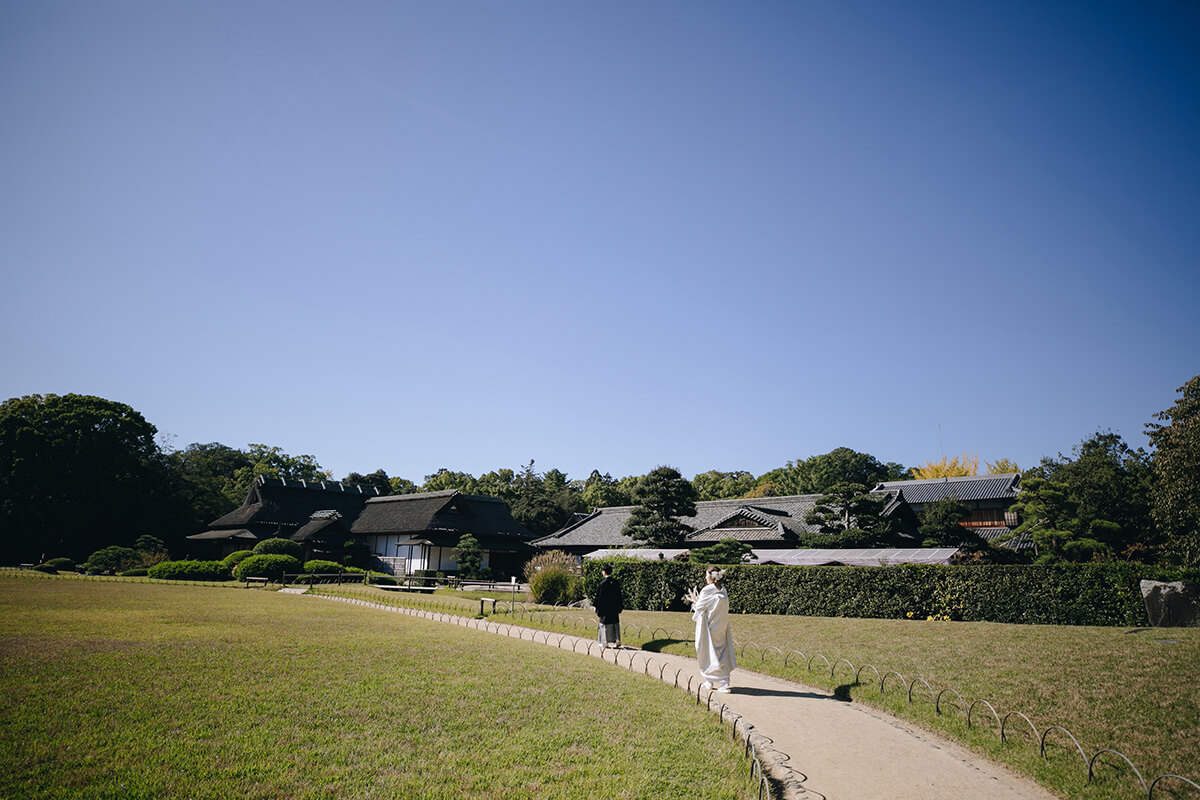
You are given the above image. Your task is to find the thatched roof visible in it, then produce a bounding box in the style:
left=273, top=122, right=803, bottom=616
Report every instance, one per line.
left=291, top=513, right=351, bottom=543
left=204, top=479, right=534, bottom=551
left=352, top=490, right=535, bottom=547
left=187, top=528, right=256, bottom=541
left=209, top=476, right=382, bottom=532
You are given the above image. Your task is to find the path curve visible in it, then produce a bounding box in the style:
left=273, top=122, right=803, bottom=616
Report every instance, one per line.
left=301, top=593, right=1058, bottom=800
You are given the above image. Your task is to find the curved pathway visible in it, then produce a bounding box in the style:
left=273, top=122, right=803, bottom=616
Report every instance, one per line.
left=301, top=592, right=1058, bottom=800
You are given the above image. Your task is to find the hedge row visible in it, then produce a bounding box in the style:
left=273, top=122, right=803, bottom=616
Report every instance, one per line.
left=148, top=560, right=231, bottom=581
left=582, top=559, right=1200, bottom=626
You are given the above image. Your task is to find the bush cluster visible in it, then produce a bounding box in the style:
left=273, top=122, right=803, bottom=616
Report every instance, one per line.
left=368, top=571, right=398, bottom=586
left=221, top=550, right=254, bottom=571
left=582, top=559, right=1200, bottom=626
left=303, top=559, right=350, bottom=574
left=252, top=538, right=304, bottom=560
left=529, top=567, right=583, bottom=606
left=234, top=554, right=301, bottom=582
left=147, top=560, right=230, bottom=581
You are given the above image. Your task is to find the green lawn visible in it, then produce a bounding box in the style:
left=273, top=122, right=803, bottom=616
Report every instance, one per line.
left=317, top=585, right=1200, bottom=800
left=0, top=576, right=759, bottom=800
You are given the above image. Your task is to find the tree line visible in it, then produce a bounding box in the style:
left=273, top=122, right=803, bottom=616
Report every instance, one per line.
left=1, top=375, right=1196, bottom=567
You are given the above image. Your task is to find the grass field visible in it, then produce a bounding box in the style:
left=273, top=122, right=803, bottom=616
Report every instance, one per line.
left=0, top=576, right=759, bottom=800
left=314, top=584, right=1200, bottom=800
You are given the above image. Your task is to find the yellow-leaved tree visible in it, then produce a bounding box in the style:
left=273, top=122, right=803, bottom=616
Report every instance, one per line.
left=986, top=458, right=1021, bottom=474
left=910, top=453, right=979, bottom=479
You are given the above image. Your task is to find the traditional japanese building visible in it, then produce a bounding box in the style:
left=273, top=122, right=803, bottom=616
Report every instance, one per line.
left=872, top=473, right=1031, bottom=550
left=187, top=476, right=536, bottom=575
left=531, top=491, right=920, bottom=557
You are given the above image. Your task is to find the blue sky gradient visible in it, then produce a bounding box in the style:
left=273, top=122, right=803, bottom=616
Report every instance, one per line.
left=3, top=1, right=1198, bottom=483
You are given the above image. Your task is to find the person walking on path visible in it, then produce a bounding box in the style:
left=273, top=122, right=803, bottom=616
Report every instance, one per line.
left=594, top=564, right=624, bottom=649
left=690, top=566, right=736, bottom=692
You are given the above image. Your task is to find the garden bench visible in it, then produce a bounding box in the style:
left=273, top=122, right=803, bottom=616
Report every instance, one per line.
left=244, top=577, right=268, bottom=588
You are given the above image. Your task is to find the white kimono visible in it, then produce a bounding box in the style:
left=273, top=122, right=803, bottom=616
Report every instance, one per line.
left=692, top=584, right=736, bottom=687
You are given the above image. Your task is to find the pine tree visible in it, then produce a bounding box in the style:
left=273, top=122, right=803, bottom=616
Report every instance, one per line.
left=621, top=466, right=697, bottom=548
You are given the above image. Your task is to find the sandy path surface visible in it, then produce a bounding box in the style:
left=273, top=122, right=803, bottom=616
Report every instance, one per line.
left=307, top=594, right=1059, bottom=800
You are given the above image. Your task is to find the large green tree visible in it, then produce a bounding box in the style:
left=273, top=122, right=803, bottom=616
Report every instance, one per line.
left=507, top=461, right=579, bottom=537
left=691, top=470, right=757, bottom=501
left=421, top=468, right=478, bottom=494
left=224, top=444, right=331, bottom=506
left=1012, top=431, right=1154, bottom=562
left=0, top=394, right=184, bottom=563
left=581, top=470, right=634, bottom=511
left=621, top=466, right=697, bottom=548
left=169, top=442, right=253, bottom=531
left=1147, top=374, right=1200, bottom=566
left=388, top=476, right=420, bottom=495
left=765, top=448, right=907, bottom=497
left=343, top=469, right=393, bottom=494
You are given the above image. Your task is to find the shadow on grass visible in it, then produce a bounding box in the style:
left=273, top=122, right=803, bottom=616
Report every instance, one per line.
left=642, top=638, right=690, bottom=652
left=831, top=683, right=857, bottom=702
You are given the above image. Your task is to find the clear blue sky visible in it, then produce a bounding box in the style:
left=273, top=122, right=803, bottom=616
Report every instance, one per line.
left=3, top=1, right=1198, bottom=484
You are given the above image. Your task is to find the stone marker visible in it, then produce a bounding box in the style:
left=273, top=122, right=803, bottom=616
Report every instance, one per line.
left=1140, top=579, right=1200, bottom=627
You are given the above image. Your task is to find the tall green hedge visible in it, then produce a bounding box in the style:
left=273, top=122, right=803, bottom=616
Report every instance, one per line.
left=583, top=559, right=1200, bottom=626
left=148, top=560, right=230, bottom=582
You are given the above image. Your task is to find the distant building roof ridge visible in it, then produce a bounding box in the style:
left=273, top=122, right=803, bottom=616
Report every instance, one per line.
left=257, top=475, right=384, bottom=495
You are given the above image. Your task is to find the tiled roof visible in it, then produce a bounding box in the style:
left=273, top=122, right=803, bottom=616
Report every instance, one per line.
left=976, top=527, right=1035, bottom=551
left=580, top=547, right=960, bottom=566
left=535, top=492, right=903, bottom=548
left=874, top=474, right=1021, bottom=504
left=750, top=548, right=960, bottom=566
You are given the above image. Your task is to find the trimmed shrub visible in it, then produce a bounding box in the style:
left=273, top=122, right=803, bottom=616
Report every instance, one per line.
left=303, top=559, right=347, bottom=574
left=368, top=571, right=398, bottom=586
left=32, top=563, right=58, bottom=574
left=83, top=545, right=140, bottom=575
left=221, top=550, right=254, bottom=571
left=148, top=560, right=230, bottom=581
left=44, top=557, right=75, bottom=572
left=529, top=567, right=584, bottom=606
left=119, top=568, right=149, bottom=577
left=252, top=538, right=304, bottom=560
left=234, top=554, right=302, bottom=582
left=582, top=558, right=1200, bottom=626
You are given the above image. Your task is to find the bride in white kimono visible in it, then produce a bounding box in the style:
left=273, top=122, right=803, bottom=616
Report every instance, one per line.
left=690, top=566, right=736, bottom=692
